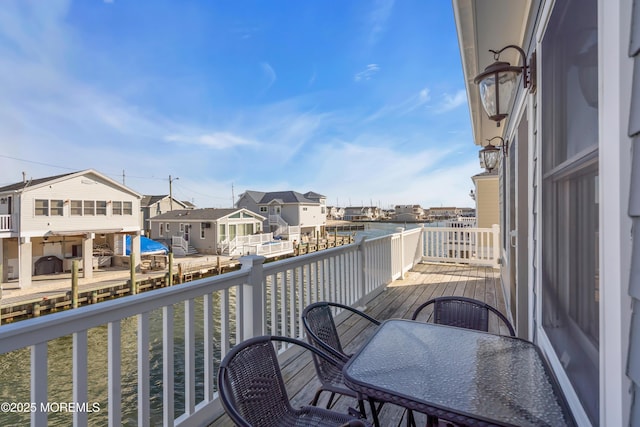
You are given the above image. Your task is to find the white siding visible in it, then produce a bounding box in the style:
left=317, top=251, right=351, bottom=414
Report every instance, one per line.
left=20, top=174, right=140, bottom=235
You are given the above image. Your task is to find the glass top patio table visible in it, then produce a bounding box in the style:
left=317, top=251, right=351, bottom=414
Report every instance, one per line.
left=342, top=319, right=576, bottom=427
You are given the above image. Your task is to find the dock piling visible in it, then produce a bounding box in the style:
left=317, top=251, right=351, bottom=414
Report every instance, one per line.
left=130, top=253, right=137, bottom=295
left=72, top=260, right=79, bottom=308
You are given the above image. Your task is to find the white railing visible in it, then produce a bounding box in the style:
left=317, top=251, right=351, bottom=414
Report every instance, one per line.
left=0, top=214, right=12, bottom=232
left=0, top=228, right=422, bottom=427
left=250, top=240, right=294, bottom=256
left=171, top=235, right=189, bottom=256
left=227, top=233, right=275, bottom=255
left=421, top=224, right=500, bottom=267
left=445, top=217, right=477, bottom=228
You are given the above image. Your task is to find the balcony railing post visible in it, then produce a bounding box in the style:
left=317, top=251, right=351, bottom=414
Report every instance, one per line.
left=492, top=224, right=501, bottom=268
left=396, top=227, right=405, bottom=279
left=356, top=235, right=367, bottom=306
left=240, top=255, right=266, bottom=339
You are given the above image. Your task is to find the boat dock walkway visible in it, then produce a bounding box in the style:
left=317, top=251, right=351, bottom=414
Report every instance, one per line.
left=0, top=254, right=237, bottom=323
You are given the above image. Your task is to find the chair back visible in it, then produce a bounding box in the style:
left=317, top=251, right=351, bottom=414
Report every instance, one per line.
left=303, top=303, right=346, bottom=357
left=218, top=336, right=291, bottom=427
left=412, top=296, right=516, bottom=336
left=302, top=303, right=347, bottom=387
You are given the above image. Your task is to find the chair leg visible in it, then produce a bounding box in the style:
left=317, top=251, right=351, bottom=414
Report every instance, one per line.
left=357, top=398, right=367, bottom=418
left=326, top=392, right=337, bottom=409
left=311, top=388, right=323, bottom=406
left=405, top=409, right=416, bottom=427
left=368, top=397, right=381, bottom=427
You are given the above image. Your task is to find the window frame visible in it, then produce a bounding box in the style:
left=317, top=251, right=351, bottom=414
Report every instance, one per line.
left=35, top=199, right=49, bottom=216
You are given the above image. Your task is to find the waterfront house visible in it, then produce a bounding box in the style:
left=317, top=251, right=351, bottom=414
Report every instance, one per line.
left=392, top=204, right=425, bottom=222
left=342, top=206, right=380, bottom=221
left=453, top=0, right=635, bottom=424
left=140, top=195, right=190, bottom=237
left=0, top=169, right=142, bottom=288
left=148, top=207, right=268, bottom=256
left=470, top=171, right=499, bottom=229
left=236, top=190, right=327, bottom=239
left=424, top=206, right=459, bottom=222
left=327, top=205, right=345, bottom=220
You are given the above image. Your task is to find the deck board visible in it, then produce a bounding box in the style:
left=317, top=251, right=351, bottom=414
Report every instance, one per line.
left=210, top=262, right=504, bottom=426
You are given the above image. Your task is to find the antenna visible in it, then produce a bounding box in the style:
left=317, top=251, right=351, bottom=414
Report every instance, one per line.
left=231, top=183, right=235, bottom=208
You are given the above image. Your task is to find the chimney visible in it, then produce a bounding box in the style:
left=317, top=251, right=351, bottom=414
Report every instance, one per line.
left=22, top=171, right=26, bottom=183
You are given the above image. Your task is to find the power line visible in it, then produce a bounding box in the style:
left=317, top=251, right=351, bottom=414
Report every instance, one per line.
left=0, top=154, right=165, bottom=182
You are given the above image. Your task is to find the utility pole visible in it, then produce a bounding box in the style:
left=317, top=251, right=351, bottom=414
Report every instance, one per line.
left=122, top=170, right=125, bottom=185
left=169, top=175, right=179, bottom=210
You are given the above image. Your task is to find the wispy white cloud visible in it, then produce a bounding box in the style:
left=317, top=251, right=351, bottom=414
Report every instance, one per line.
left=367, top=0, right=395, bottom=47
left=260, top=62, right=277, bottom=93
left=354, top=64, right=380, bottom=82
left=165, top=132, right=257, bottom=149
left=437, top=90, right=467, bottom=113
left=308, top=69, right=317, bottom=86
left=297, top=138, right=477, bottom=208
left=365, top=86, right=430, bottom=121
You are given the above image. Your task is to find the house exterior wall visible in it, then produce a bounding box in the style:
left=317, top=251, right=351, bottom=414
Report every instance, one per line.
left=296, top=204, right=326, bottom=230
left=454, top=0, right=635, bottom=424
left=473, top=177, right=499, bottom=229
left=141, top=198, right=180, bottom=232
left=19, top=175, right=140, bottom=236
left=236, top=194, right=260, bottom=213
left=149, top=210, right=264, bottom=255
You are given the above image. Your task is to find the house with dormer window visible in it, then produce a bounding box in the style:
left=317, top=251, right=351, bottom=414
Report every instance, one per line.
left=236, top=190, right=326, bottom=239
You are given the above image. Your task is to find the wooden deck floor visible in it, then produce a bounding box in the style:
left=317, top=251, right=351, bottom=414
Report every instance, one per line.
left=210, top=262, right=505, bottom=426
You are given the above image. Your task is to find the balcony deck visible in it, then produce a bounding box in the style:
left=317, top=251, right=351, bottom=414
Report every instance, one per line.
left=209, top=261, right=503, bottom=426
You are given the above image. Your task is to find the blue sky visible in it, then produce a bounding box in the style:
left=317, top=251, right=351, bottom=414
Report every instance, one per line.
left=0, top=0, right=480, bottom=209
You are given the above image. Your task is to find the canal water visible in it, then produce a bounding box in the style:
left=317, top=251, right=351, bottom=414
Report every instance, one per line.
left=0, top=222, right=435, bottom=426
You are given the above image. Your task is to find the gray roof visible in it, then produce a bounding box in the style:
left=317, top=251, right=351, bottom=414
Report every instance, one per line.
left=259, top=191, right=321, bottom=204
left=0, top=169, right=142, bottom=198
left=0, top=172, right=76, bottom=193
left=149, top=208, right=261, bottom=221
left=141, top=195, right=188, bottom=208
left=141, top=195, right=169, bottom=207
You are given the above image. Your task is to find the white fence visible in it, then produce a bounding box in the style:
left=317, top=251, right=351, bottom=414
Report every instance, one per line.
left=226, top=232, right=274, bottom=255
left=422, top=224, right=500, bottom=267
left=0, top=225, right=498, bottom=426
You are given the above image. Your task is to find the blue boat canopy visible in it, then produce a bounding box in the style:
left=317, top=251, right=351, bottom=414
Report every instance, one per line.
left=126, top=235, right=169, bottom=255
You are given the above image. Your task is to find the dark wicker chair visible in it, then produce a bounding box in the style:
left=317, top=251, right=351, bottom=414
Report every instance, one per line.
left=302, top=302, right=382, bottom=425
left=411, top=296, right=516, bottom=336
left=217, top=335, right=371, bottom=427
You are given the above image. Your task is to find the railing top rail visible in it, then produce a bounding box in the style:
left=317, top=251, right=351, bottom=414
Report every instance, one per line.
left=0, top=268, right=250, bottom=355
left=422, top=226, right=494, bottom=232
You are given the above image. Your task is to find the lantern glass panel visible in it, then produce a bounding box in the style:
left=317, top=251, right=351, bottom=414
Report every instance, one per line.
left=479, top=70, right=519, bottom=118
left=482, top=149, right=500, bottom=171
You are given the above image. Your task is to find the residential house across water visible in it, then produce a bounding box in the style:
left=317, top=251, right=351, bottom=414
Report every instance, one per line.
left=148, top=208, right=268, bottom=256
left=140, top=195, right=191, bottom=237
left=0, top=169, right=142, bottom=288
left=236, top=190, right=326, bottom=240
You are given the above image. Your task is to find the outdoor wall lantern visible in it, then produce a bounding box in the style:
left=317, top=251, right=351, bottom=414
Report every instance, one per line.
left=479, top=137, right=507, bottom=172
left=474, top=45, right=536, bottom=126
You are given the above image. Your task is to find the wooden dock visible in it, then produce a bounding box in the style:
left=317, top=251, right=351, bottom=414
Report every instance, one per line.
left=209, top=262, right=504, bottom=426
left=0, top=255, right=240, bottom=323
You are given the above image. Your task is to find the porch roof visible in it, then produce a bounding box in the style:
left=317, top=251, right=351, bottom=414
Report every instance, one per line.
left=452, top=0, right=532, bottom=145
